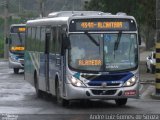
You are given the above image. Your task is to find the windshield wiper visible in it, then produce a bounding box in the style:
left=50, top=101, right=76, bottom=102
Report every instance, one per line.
left=113, top=31, right=122, bottom=58
left=17, top=32, right=23, bottom=45
left=85, top=31, right=100, bottom=46
left=114, top=31, right=122, bottom=51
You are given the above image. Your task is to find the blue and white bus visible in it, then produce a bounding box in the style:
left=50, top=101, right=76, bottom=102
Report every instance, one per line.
left=25, top=11, right=140, bottom=106
left=8, top=24, right=26, bottom=74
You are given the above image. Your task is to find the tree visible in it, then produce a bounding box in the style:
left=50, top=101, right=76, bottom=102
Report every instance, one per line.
left=85, top=0, right=156, bottom=50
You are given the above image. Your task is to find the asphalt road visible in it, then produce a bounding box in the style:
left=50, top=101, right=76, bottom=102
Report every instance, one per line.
left=0, top=60, right=160, bottom=120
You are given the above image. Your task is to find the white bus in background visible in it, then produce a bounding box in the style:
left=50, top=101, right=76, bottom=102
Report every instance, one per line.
left=7, top=24, right=26, bottom=74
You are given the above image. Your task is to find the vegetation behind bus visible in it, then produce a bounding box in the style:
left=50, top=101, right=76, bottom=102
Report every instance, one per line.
left=85, top=0, right=156, bottom=50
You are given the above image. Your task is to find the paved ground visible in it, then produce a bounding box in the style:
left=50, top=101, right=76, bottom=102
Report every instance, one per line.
left=0, top=51, right=159, bottom=120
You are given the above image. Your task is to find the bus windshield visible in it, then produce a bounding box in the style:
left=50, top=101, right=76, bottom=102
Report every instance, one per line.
left=68, top=33, right=138, bottom=72
left=9, top=33, right=25, bottom=53
left=10, top=33, right=25, bottom=46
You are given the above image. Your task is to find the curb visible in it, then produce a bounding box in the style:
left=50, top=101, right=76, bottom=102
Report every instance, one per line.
left=151, top=93, right=160, bottom=100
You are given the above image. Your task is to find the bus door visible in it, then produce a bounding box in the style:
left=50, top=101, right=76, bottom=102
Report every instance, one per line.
left=45, top=31, right=51, bottom=92
left=48, top=26, right=62, bottom=95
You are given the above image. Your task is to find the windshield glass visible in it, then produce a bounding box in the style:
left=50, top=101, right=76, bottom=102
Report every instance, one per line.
left=104, top=33, right=138, bottom=71
left=10, top=33, right=25, bottom=46
left=9, top=33, right=25, bottom=53
left=68, top=33, right=138, bottom=72
left=69, top=34, right=102, bottom=71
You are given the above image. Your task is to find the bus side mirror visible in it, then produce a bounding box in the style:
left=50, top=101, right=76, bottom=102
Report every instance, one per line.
left=138, top=34, right=141, bottom=45
left=138, top=27, right=141, bottom=45
left=6, top=37, right=12, bottom=44
left=62, top=37, right=70, bottom=55
left=6, top=37, right=9, bottom=44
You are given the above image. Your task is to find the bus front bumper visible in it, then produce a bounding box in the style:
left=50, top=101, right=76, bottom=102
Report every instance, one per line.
left=64, top=83, right=139, bottom=100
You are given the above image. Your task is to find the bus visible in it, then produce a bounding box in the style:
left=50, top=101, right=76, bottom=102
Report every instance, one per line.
left=25, top=11, right=140, bottom=106
left=8, top=24, right=26, bottom=74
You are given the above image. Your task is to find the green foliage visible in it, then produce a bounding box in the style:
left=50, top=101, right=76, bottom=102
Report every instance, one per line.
left=0, top=36, right=4, bottom=57
left=85, top=0, right=155, bottom=28
left=85, top=0, right=156, bottom=49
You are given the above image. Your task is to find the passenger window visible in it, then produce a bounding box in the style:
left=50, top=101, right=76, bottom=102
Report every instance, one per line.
left=40, top=27, right=46, bottom=52
left=51, top=27, right=56, bottom=53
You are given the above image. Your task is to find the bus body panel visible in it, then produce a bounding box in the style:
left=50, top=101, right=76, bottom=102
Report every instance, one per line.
left=24, top=51, right=36, bottom=86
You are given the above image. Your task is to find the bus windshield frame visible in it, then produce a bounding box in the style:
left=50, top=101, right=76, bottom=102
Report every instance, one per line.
left=68, top=32, right=138, bottom=73
left=9, top=26, right=26, bottom=53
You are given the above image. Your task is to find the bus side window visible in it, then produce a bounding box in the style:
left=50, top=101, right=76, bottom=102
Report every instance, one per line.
left=31, top=27, right=36, bottom=51
left=27, top=27, right=32, bottom=51
left=40, top=27, right=46, bottom=52
left=36, top=27, right=41, bottom=51
left=55, top=27, right=62, bottom=54
left=51, top=27, right=56, bottom=53
left=45, top=32, right=51, bottom=54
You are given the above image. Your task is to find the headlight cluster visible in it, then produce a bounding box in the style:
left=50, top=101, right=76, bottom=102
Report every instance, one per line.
left=10, top=55, right=18, bottom=62
left=123, top=76, right=138, bottom=87
left=70, top=76, right=85, bottom=87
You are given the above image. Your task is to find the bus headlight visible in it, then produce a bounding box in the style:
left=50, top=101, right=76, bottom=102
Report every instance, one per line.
left=123, top=76, right=137, bottom=87
left=70, top=76, right=85, bottom=87
left=10, top=55, right=18, bottom=62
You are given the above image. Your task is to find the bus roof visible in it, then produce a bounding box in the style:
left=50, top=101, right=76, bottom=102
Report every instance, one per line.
left=10, top=24, right=26, bottom=27
left=26, top=11, right=136, bottom=27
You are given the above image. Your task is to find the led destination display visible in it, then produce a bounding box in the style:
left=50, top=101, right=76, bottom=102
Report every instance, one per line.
left=69, top=18, right=136, bottom=31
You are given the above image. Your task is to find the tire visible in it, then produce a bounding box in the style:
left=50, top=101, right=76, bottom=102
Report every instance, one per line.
left=14, top=68, right=19, bottom=74
left=56, top=81, right=69, bottom=106
left=115, top=98, right=127, bottom=106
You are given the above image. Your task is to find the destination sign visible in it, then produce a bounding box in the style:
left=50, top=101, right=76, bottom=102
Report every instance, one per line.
left=79, top=21, right=128, bottom=30
left=69, top=18, right=136, bottom=32
left=11, top=26, right=26, bottom=33
left=78, top=59, right=102, bottom=66
left=10, top=46, right=25, bottom=51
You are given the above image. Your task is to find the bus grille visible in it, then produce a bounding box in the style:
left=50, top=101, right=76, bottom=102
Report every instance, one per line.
left=91, top=89, right=117, bottom=95
left=88, top=83, right=121, bottom=87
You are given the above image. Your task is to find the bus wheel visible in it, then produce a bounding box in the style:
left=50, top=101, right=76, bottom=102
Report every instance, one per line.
left=14, top=68, right=19, bottom=74
left=56, top=81, right=69, bottom=106
left=115, top=98, right=127, bottom=106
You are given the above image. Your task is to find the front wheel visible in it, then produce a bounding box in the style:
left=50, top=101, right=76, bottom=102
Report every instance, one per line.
left=115, top=98, right=127, bottom=106
left=56, top=81, right=69, bottom=106
left=13, top=68, right=19, bottom=74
